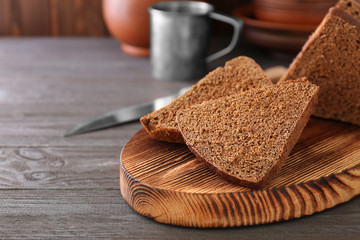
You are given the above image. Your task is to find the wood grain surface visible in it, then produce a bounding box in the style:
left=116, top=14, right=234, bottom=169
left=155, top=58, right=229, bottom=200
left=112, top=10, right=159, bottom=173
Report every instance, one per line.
left=1, top=38, right=359, bottom=239
left=121, top=118, right=360, bottom=227
left=0, top=0, right=108, bottom=36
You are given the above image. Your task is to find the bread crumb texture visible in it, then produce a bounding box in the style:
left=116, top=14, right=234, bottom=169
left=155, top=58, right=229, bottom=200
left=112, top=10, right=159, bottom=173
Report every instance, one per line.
left=177, top=80, right=319, bottom=184
left=141, top=56, right=272, bottom=143
left=281, top=7, right=360, bottom=125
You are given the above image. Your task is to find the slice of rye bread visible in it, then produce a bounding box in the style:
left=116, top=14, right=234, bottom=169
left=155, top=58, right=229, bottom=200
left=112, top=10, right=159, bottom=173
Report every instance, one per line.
left=176, top=78, right=319, bottom=188
left=140, top=56, right=273, bottom=143
left=279, top=7, right=360, bottom=125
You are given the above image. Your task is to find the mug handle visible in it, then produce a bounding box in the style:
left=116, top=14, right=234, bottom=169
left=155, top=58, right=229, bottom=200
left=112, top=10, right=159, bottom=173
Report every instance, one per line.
left=206, top=13, right=244, bottom=63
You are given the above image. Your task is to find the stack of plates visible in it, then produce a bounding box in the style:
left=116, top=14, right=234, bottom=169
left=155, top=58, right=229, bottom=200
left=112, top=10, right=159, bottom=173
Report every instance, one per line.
left=233, top=0, right=337, bottom=53
left=253, top=0, right=337, bottom=24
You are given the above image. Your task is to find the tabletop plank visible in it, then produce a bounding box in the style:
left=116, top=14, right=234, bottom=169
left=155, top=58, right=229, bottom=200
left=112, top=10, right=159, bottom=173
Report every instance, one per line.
left=0, top=147, right=120, bottom=189
left=0, top=38, right=359, bottom=239
left=0, top=190, right=359, bottom=240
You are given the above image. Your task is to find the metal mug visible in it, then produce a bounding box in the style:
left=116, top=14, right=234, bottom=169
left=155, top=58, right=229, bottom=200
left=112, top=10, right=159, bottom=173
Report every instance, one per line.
left=148, top=1, right=244, bottom=82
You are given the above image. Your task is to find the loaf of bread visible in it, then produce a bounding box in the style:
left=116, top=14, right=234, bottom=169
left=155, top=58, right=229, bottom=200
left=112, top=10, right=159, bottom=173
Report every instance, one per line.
left=141, top=56, right=273, bottom=143
left=280, top=7, right=360, bottom=125
left=176, top=78, right=319, bottom=188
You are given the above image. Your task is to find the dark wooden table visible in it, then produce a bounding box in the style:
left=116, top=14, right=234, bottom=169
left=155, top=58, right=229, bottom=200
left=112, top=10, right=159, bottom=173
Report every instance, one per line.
left=0, top=38, right=359, bottom=239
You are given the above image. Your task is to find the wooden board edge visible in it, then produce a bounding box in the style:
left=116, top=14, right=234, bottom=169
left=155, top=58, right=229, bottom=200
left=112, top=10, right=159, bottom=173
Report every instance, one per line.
left=119, top=158, right=360, bottom=228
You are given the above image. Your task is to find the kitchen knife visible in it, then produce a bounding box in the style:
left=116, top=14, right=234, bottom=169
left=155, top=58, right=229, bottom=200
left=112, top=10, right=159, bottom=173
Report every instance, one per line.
left=63, top=66, right=286, bottom=137
left=63, top=86, right=191, bottom=137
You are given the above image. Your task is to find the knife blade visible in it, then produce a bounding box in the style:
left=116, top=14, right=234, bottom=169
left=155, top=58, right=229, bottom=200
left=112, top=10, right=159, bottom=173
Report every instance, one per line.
left=63, top=66, right=286, bottom=137
left=63, top=86, right=191, bottom=137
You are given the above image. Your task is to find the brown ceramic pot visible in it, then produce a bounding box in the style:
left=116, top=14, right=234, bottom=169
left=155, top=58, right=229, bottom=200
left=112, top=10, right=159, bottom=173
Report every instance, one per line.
left=102, top=0, right=166, bottom=57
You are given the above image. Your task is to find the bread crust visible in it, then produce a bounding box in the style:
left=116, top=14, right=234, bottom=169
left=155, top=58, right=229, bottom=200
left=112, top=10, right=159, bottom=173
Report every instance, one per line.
left=280, top=7, right=360, bottom=82
left=280, top=7, right=360, bottom=126
left=337, top=0, right=360, bottom=19
left=140, top=115, right=184, bottom=143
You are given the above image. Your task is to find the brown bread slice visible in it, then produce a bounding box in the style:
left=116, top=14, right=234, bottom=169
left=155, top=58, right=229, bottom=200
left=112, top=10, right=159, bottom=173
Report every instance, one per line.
left=176, top=79, right=319, bottom=188
left=140, top=56, right=273, bottom=143
left=279, top=7, right=360, bottom=125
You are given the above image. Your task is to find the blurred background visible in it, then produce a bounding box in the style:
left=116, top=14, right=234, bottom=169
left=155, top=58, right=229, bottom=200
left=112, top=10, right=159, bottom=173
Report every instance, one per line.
left=0, top=0, right=337, bottom=56
left=0, top=0, right=109, bottom=37
left=0, top=0, right=242, bottom=37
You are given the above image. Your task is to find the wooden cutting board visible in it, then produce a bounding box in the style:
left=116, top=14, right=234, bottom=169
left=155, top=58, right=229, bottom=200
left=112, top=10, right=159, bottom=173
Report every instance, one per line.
left=120, top=118, right=360, bottom=228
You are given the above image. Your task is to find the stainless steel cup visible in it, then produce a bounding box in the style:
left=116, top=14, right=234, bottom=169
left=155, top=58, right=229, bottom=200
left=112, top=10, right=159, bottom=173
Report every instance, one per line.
left=148, top=1, right=243, bottom=82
